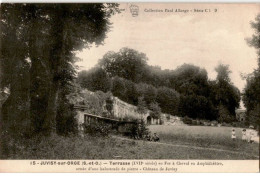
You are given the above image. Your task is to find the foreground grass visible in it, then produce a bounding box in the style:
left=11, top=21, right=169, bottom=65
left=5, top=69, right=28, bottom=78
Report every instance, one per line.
left=1, top=131, right=258, bottom=160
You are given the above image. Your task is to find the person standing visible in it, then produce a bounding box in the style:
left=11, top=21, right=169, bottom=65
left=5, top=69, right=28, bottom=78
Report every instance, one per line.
left=242, top=129, right=247, bottom=141
left=231, top=128, right=236, bottom=141
left=247, top=126, right=255, bottom=143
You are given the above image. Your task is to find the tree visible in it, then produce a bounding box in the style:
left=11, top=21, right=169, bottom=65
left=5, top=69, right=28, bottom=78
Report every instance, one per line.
left=43, top=4, right=119, bottom=134
left=111, top=76, right=126, bottom=100
left=98, top=47, right=148, bottom=82
left=178, top=94, right=216, bottom=120
left=105, top=94, right=114, bottom=118
left=246, top=14, right=260, bottom=69
left=77, top=68, right=112, bottom=92
left=214, top=64, right=240, bottom=122
left=156, top=86, right=180, bottom=115
left=135, top=83, right=158, bottom=105
left=137, top=96, right=147, bottom=115
left=1, top=4, right=119, bottom=135
left=124, top=79, right=138, bottom=105
left=1, top=4, right=36, bottom=136
left=169, top=64, right=210, bottom=96
left=149, top=102, right=161, bottom=119
left=215, top=64, right=231, bottom=83
left=217, top=104, right=235, bottom=123
left=243, top=14, right=260, bottom=128
left=56, top=88, right=78, bottom=136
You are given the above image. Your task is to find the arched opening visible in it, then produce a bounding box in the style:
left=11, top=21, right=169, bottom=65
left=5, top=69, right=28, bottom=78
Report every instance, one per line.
left=147, top=116, right=151, bottom=125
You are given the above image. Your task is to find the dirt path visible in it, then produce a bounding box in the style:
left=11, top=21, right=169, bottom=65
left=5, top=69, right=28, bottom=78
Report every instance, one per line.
left=112, top=135, right=259, bottom=159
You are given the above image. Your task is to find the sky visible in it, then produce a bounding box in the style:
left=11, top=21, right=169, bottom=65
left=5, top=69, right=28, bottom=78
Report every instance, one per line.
left=76, top=3, right=259, bottom=93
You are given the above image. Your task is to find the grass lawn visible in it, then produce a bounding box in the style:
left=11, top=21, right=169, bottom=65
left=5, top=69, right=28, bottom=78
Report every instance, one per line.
left=1, top=125, right=259, bottom=160
left=148, top=125, right=259, bottom=159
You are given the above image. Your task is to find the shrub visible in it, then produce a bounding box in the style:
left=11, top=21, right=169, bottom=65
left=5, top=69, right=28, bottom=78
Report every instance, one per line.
left=83, top=122, right=111, bottom=137
left=231, top=121, right=248, bottom=128
left=129, top=119, right=150, bottom=140
left=217, top=105, right=236, bottom=123
left=191, top=120, right=198, bottom=125
left=182, top=116, right=192, bottom=125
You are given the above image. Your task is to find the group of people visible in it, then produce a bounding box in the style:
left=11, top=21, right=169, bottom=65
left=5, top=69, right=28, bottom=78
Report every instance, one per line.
left=231, top=127, right=256, bottom=143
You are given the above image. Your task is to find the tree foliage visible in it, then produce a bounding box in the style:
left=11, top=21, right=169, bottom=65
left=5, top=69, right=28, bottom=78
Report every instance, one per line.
left=137, top=96, right=147, bottom=115
left=149, top=102, right=161, bottom=119
left=0, top=3, right=119, bottom=136
left=156, top=87, right=180, bottom=115
left=243, top=14, right=260, bottom=128
left=213, top=64, right=240, bottom=122
left=77, top=47, right=242, bottom=122
left=77, top=68, right=112, bottom=93
left=98, top=48, right=148, bottom=82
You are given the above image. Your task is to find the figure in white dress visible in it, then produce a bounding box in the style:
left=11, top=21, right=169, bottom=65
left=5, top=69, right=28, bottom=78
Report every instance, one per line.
left=242, top=129, right=247, bottom=141
left=231, top=128, right=236, bottom=141
left=247, top=126, right=255, bottom=143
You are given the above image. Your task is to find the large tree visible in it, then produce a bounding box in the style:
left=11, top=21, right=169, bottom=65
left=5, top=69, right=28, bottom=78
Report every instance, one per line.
left=77, top=68, right=112, bottom=93
left=98, top=47, right=148, bottom=83
left=156, top=86, right=180, bottom=115
left=214, top=64, right=240, bottom=122
left=1, top=3, right=119, bottom=135
left=243, top=14, right=260, bottom=128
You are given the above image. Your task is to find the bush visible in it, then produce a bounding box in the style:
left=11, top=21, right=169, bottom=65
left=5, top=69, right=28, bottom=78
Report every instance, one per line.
left=197, top=120, right=204, bottom=126
left=222, top=122, right=232, bottom=127
left=129, top=119, right=150, bottom=140
left=217, top=105, right=236, bottom=123
left=182, top=116, right=193, bottom=125
left=191, top=120, right=198, bottom=125
left=231, top=121, right=248, bottom=128
left=84, top=122, right=111, bottom=137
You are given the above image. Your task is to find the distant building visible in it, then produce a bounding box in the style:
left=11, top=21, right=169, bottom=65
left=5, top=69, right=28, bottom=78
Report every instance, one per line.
left=235, top=109, right=246, bottom=121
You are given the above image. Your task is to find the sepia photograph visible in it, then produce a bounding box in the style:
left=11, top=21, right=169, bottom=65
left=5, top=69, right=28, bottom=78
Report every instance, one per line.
left=0, top=2, right=259, bottom=173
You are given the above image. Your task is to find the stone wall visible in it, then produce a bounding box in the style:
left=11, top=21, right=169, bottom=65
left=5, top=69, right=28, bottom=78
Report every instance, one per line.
left=111, top=97, right=183, bottom=125
left=74, top=94, right=183, bottom=126
left=112, top=97, right=149, bottom=122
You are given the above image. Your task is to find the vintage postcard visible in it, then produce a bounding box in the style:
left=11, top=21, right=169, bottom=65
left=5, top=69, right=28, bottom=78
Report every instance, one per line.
left=0, top=2, right=259, bottom=173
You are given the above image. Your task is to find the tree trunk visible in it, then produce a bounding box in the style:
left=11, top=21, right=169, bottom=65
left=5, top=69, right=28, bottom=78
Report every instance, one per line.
left=44, top=82, right=59, bottom=134
left=28, top=5, right=48, bottom=134
left=43, top=9, right=65, bottom=135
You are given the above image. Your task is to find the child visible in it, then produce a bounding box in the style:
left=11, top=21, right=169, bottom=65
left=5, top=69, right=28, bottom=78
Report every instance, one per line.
left=242, top=129, right=247, bottom=141
left=247, top=126, right=255, bottom=143
left=231, top=128, right=236, bottom=141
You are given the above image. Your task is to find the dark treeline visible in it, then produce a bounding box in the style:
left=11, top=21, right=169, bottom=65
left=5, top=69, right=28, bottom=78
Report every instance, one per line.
left=77, top=47, right=241, bottom=122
